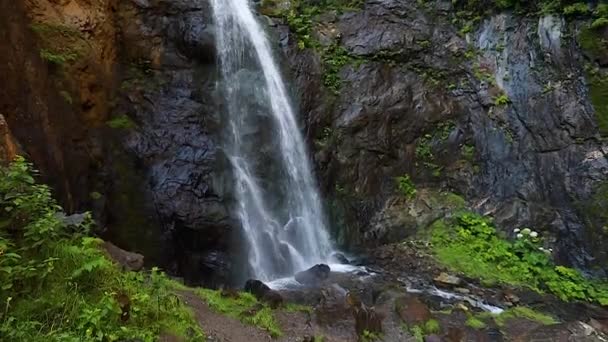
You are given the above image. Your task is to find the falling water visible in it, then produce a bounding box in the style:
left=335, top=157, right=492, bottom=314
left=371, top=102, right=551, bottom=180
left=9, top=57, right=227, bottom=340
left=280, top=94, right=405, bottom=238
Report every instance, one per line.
left=211, top=0, right=334, bottom=281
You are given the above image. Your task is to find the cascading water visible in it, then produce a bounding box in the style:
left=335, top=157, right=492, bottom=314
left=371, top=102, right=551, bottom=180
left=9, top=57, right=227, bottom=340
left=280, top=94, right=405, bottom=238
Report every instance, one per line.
left=211, top=0, right=334, bottom=281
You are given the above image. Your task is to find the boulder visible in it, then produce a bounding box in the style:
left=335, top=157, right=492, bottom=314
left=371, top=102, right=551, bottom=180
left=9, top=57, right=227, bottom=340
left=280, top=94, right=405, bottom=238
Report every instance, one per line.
left=295, top=264, right=331, bottom=285
left=332, top=253, right=350, bottom=264
left=243, top=279, right=283, bottom=308
left=102, top=241, right=144, bottom=271
left=394, top=295, right=431, bottom=325
left=434, top=272, right=462, bottom=287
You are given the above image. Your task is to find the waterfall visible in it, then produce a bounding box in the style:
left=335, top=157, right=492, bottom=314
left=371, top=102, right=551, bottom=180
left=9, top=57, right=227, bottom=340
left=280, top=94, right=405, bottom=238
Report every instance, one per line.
left=211, top=0, right=334, bottom=281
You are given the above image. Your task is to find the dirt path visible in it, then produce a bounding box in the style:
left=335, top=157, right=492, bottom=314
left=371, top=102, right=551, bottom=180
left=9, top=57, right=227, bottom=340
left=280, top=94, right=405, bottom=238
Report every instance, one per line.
left=175, top=290, right=355, bottom=342
left=178, top=290, right=274, bottom=342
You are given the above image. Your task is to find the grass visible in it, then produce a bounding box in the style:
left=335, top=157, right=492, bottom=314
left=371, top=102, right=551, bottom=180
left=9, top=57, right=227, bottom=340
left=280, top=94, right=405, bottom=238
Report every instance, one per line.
left=494, top=307, right=557, bottom=326
left=195, top=289, right=282, bottom=337
left=465, top=316, right=487, bottom=329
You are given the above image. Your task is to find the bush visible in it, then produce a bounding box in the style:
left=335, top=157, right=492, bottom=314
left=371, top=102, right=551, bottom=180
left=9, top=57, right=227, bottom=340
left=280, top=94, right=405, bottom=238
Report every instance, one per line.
left=430, top=212, right=608, bottom=305
left=0, top=157, right=203, bottom=341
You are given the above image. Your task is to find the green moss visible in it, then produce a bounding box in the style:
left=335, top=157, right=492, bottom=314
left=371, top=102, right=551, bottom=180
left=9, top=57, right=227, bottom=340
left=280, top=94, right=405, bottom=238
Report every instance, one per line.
left=195, top=289, right=282, bottom=337
left=465, top=316, right=487, bottom=329
left=106, top=114, right=136, bottom=130
left=424, top=319, right=440, bottom=333
left=494, top=307, right=557, bottom=326
left=31, top=22, right=86, bottom=67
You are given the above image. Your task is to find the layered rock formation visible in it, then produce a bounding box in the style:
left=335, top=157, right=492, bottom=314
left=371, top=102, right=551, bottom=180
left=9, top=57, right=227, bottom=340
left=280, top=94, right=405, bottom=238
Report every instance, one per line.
left=272, top=0, right=608, bottom=273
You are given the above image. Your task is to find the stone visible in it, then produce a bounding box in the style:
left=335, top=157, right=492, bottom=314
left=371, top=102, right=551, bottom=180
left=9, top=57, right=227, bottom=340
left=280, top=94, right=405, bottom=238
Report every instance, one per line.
left=102, top=241, right=144, bottom=271
left=295, top=264, right=331, bottom=285
left=394, top=295, right=432, bottom=325
left=332, top=253, right=350, bottom=264
left=434, top=273, right=463, bottom=287
left=243, top=279, right=283, bottom=308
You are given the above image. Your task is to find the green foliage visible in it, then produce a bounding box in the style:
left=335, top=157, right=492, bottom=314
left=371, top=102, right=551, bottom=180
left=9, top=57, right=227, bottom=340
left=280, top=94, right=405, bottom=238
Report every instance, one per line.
left=0, top=157, right=203, bottom=341
left=424, top=319, right=440, bottom=333
left=31, top=22, right=85, bottom=67
left=461, top=144, right=476, bottom=161
left=361, top=329, right=382, bottom=341
left=106, top=115, right=136, bottom=130
left=465, top=316, right=487, bottom=329
left=493, top=307, right=557, bottom=326
left=562, top=2, right=589, bottom=16
left=322, top=44, right=359, bottom=93
left=195, top=289, right=282, bottom=337
left=396, top=174, right=417, bottom=199
left=493, top=94, right=511, bottom=106
left=430, top=212, right=608, bottom=305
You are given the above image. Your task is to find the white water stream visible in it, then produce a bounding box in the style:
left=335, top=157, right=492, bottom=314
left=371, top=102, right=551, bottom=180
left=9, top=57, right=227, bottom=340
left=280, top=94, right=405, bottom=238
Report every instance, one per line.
left=211, top=0, right=334, bottom=281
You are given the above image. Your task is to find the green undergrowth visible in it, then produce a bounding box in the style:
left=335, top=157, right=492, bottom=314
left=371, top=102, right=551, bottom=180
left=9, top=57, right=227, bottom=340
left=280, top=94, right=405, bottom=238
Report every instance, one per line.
left=430, top=212, right=608, bottom=305
left=195, top=289, right=283, bottom=337
left=402, top=318, right=440, bottom=342
left=465, top=306, right=557, bottom=329
left=0, top=157, right=203, bottom=341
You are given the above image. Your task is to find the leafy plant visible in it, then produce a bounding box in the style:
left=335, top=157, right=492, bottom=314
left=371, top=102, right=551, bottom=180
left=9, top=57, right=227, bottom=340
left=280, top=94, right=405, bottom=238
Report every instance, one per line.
left=0, top=157, right=204, bottom=341
left=493, top=94, right=511, bottom=106
left=396, top=174, right=416, bottom=199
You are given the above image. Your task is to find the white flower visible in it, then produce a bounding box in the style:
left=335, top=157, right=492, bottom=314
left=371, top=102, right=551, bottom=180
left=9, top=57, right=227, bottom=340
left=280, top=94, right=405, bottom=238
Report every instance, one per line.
left=522, top=228, right=531, bottom=235
left=516, top=233, right=524, bottom=239
left=514, top=228, right=521, bottom=233
left=530, top=231, right=539, bottom=238
left=538, top=247, right=545, bottom=251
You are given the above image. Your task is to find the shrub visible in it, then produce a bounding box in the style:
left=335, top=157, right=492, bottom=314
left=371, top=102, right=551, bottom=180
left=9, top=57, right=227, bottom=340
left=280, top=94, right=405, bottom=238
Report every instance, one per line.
left=0, top=157, right=203, bottom=341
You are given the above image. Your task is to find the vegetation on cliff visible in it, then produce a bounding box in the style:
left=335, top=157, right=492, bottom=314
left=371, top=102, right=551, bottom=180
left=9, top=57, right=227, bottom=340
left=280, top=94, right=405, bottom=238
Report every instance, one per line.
left=430, top=212, right=608, bottom=305
left=0, top=157, right=203, bottom=341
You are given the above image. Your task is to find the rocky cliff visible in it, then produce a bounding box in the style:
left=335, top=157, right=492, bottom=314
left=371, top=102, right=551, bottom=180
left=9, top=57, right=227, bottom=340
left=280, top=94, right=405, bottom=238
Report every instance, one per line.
left=270, top=0, right=608, bottom=274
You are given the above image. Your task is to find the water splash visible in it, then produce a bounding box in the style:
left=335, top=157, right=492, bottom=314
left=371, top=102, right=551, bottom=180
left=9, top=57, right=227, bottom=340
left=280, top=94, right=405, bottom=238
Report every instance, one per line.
left=211, top=0, right=334, bottom=281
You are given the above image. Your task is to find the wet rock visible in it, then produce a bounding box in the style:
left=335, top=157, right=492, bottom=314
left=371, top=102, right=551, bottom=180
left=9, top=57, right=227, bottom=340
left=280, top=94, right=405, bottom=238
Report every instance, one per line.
left=244, top=279, right=272, bottom=299
left=243, top=279, right=283, bottom=308
left=434, top=273, right=463, bottom=288
left=395, top=295, right=432, bottom=325
left=295, top=264, right=331, bottom=285
left=332, top=253, right=350, bottom=264
left=102, top=241, right=144, bottom=271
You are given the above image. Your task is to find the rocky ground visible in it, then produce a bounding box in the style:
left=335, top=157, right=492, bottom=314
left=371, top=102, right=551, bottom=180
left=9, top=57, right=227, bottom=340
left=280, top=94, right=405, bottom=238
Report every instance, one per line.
left=161, top=247, right=608, bottom=341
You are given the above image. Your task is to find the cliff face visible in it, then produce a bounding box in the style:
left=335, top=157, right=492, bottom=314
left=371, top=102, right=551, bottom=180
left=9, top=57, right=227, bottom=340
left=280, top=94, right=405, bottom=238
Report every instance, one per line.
left=272, top=0, right=608, bottom=273
left=0, top=0, right=117, bottom=209
left=1, top=0, right=608, bottom=283
left=0, top=0, right=235, bottom=286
